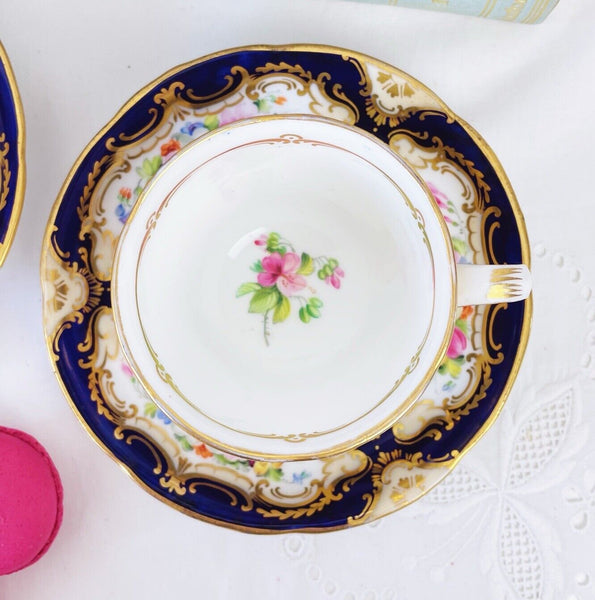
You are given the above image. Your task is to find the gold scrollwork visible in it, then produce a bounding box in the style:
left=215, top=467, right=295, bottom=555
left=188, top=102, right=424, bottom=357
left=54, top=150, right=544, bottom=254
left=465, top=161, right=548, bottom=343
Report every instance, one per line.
left=113, top=423, right=255, bottom=510
left=249, top=63, right=359, bottom=123
left=389, top=129, right=492, bottom=213
left=345, top=58, right=447, bottom=128
left=347, top=449, right=453, bottom=526
left=0, top=133, right=10, bottom=212
left=255, top=450, right=371, bottom=520
left=385, top=129, right=509, bottom=447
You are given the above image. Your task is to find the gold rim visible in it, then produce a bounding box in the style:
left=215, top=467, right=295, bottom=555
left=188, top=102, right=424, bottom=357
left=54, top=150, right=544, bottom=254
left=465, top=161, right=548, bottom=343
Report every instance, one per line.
left=40, top=44, right=531, bottom=533
left=0, top=41, right=25, bottom=267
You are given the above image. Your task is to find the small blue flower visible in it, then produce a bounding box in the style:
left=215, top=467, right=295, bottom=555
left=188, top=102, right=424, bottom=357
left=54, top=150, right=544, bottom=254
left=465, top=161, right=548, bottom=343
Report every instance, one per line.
left=291, top=471, right=310, bottom=484
left=442, top=380, right=456, bottom=392
left=181, top=121, right=205, bottom=136
left=115, top=203, right=129, bottom=224
left=156, top=409, right=172, bottom=425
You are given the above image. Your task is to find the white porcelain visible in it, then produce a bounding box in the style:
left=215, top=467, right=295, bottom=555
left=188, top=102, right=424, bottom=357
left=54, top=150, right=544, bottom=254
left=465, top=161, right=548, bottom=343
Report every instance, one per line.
left=112, top=116, right=530, bottom=461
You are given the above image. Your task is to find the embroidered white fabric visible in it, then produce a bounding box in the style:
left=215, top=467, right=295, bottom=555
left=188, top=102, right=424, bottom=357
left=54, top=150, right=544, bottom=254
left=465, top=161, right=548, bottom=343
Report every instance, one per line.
left=0, top=0, right=593, bottom=598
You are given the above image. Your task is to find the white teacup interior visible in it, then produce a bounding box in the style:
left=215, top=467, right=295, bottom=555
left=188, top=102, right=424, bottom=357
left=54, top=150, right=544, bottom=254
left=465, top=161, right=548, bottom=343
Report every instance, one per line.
left=114, top=117, right=455, bottom=459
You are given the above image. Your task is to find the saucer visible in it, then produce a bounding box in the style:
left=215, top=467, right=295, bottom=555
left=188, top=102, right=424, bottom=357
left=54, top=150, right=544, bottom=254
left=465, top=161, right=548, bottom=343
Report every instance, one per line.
left=0, top=42, right=25, bottom=267
left=41, top=45, right=531, bottom=532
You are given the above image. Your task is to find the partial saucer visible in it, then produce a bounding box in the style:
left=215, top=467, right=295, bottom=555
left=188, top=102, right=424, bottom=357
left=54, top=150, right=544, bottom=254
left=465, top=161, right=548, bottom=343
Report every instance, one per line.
left=41, top=45, right=531, bottom=532
left=0, top=41, right=25, bottom=267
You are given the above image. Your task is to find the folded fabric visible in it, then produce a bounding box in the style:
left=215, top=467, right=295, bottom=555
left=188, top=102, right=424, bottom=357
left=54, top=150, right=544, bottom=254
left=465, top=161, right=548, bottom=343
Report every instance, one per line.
left=346, top=0, right=559, bottom=23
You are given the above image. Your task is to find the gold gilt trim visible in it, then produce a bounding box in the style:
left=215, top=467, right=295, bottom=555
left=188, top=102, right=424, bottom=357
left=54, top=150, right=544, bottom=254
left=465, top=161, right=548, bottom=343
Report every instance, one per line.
left=487, top=266, right=527, bottom=300
left=387, top=129, right=502, bottom=446
left=0, top=134, right=9, bottom=211
left=41, top=44, right=531, bottom=534
left=256, top=451, right=372, bottom=520
left=0, top=41, right=25, bottom=267
left=344, top=56, right=451, bottom=129
left=389, top=128, right=492, bottom=213
left=348, top=449, right=454, bottom=525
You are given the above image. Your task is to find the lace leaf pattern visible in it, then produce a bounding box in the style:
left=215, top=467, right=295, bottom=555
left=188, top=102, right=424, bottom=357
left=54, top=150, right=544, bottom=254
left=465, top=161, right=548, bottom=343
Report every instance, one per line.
left=499, top=501, right=543, bottom=600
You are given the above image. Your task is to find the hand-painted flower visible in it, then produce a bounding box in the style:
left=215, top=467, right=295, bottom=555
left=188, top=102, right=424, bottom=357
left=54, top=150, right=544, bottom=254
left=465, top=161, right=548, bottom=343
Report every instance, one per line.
left=257, top=252, right=307, bottom=296
left=446, top=326, right=467, bottom=358
left=427, top=181, right=452, bottom=223
left=326, top=266, right=345, bottom=289
left=160, top=139, right=181, bottom=159
left=254, top=234, right=268, bottom=246
left=219, top=101, right=259, bottom=127
left=194, top=443, right=213, bottom=458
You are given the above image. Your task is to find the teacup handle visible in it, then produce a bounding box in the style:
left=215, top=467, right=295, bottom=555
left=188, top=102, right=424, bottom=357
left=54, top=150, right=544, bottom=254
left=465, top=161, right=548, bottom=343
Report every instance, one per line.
left=456, top=264, right=532, bottom=306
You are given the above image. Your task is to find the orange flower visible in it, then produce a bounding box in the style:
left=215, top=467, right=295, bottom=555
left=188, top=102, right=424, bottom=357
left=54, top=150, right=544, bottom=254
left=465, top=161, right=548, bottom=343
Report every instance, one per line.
left=460, top=305, right=473, bottom=320
left=274, top=96, right=287, bottom=105
left=194, top=443, right=213, bottom=458
left=160, top=139, right=181, bottom=157
left=119, top=187, right=132, bottom=200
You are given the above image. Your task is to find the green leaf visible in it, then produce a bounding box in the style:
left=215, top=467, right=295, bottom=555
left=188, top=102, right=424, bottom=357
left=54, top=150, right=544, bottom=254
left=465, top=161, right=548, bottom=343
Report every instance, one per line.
left=250, top=260, right=264, bottom=273
left=136, top=155, right=162, bottom=179
left=309, top=297, right=323, bottom=309
left=249, top=287, right=280, bottom=314
left=273, top=296, right=291, bottom=323
left=452, top=237, right=468, bottom=257
left=203, top=114, right=219, bottom=131
left=299, top=306, right=311, bottom=323
left=455, top=318, right=468, bottom=335
left=317, top=270, right=326, bottom=280
left=144, top=402, right=157, bottom=418
left=266, top=232, right=281, bottom=253
left=236, top=282, right=262, bottom=297
left=306, top=304, right=320, bottom=318
left=328, top=258, right=338, bottom=269
left=174, top=434, right=193, bottom=452
left=253, top=98, right=266, bottom=111
left=297, top=252, right=314, bottom=275
left=267, top=468, right=284, bottom=482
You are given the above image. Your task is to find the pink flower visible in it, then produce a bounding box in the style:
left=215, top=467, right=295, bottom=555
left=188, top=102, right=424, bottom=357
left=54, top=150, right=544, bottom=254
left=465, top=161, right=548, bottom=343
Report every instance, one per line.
left=254, top=234, right=268, bottom=247
left=219, top=101, right=259, bottom=127
left=326, top=267, right=345, bottom=289
left=121, top=363, right=134, bottom=378
left=427, top=182, right=452, bottom=223
left=446, top=327, right=467, bottom=359
left=257, top=252, right=307, bottom=296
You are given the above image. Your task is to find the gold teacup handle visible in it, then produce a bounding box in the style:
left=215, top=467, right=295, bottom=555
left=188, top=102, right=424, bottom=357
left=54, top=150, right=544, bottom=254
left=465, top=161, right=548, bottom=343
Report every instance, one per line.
left=456, top=264, right=532, bottom=306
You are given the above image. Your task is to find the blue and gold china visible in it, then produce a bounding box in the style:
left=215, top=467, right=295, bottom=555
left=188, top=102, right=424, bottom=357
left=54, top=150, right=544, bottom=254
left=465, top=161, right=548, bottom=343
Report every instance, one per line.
left=0, top=42, right=25, bottom=267
left=41, top=45, right=530, bottom=532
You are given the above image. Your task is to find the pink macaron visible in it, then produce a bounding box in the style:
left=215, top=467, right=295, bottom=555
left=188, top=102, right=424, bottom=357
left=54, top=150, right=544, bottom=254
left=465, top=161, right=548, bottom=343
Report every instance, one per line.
left=0, top=427, right=63, bottom=575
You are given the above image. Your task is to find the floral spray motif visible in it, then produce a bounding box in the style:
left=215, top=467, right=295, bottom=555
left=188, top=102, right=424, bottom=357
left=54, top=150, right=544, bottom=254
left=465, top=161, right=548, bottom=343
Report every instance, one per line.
left=236, top=232, right=344, bottom=346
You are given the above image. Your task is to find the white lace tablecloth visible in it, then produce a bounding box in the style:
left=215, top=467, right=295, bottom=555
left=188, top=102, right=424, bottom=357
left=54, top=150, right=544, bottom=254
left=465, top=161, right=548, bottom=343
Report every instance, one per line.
left=0, top=0, right=593, bottom=598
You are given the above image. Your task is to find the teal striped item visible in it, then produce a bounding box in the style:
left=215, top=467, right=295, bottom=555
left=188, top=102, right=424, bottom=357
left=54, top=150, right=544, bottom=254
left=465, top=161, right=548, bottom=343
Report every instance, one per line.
left=348, top=0, right=559, bottom=23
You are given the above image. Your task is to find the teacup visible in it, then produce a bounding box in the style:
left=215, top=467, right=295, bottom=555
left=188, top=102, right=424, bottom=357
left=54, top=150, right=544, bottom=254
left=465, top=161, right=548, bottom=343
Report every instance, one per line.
left=112, top=116, right=531, bottom=461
